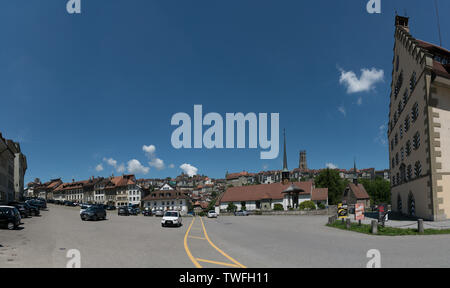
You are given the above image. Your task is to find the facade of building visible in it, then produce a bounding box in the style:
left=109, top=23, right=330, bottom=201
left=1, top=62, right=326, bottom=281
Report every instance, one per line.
left=0, top=134, right=15, bottom=203
left=142, top=188, right=190, bottom=214
left=389, top=16, right=450, bottom=220
left=8, top=141, right=27, bottom=201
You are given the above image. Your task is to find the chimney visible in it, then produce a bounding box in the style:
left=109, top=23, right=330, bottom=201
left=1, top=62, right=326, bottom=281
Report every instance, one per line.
left=395, top=15, right=410, bottom=33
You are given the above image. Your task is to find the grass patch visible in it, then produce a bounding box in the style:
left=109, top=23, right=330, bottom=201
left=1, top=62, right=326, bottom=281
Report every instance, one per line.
left=327, top=220, right=450, bottom=236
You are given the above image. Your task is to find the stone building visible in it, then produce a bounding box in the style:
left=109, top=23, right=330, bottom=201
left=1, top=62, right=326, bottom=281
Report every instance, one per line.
left=0, top=134, right=15, bottom=203
left=389, top=16, right=450, bottom=220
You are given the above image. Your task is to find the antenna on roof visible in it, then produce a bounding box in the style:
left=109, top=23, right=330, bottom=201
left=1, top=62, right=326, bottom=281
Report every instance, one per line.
left=434, top=0, right=443, bottom=47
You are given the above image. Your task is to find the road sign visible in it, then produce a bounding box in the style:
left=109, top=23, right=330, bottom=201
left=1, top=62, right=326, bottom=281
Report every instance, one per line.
left=355, top=203, right=365, bottom=221
left=337, top=203, right=348, bottom=219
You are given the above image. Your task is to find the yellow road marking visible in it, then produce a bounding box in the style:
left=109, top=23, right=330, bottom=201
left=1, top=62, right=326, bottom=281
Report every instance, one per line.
left=196, top=258, right=241, bottom=268
left=184, top=217, right=202, bottom=268
left=199, top=217, right=247, bottom=268
left=189, top=236, right=206, bottom=240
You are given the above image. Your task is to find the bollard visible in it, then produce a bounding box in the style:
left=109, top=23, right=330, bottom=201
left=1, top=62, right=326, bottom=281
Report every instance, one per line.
left=418, top=219, right=424, bottom=234
left=358, top=220, right=362, bottom=226
left=328, top=216, right=333, bottom=225
left=346, top=219, right=351, bottom=229
left=341, top=218, right=345, bottom=224
left=371, top=220, right=378, bottom=234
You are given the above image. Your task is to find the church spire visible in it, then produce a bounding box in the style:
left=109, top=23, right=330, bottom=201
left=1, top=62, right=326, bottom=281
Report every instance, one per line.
left=353, top=158, right=358, bottom=185
left=282, top=129, right=290, bottom=184
left=283, top=129, right=288, bottom=172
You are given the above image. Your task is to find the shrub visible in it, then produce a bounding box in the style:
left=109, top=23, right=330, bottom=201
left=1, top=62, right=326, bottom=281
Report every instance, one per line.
left=273, top=204, right=284, bottom=211
left=318, top=202, right=326, bottom=210
left=226, top=203, right=237, bottom=212
left=299, top=201, right=316, bottom=210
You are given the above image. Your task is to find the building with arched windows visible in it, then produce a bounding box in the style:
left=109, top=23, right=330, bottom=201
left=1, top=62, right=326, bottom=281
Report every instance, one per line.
left=389, top=16, right=450, bottom=221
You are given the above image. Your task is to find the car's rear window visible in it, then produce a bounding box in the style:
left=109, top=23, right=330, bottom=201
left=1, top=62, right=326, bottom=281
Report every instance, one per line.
left=164, top=212, right=178, bottom=217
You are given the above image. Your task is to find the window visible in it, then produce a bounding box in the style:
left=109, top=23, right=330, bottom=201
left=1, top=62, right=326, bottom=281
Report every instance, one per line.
left=412, top=103, right=419, bottom=122
left=391, top=139, right=394, bottom=151
left=394, top=71, right=403, bottom=99
left=395, top=134, right=398, bottom=146
left=395, top=153, right=399, bottom=166
left=401, top=147, right=404, bottom=161
left=413, top=132, right=420, bottom=150
left=407, top=165, right=412, bottom=181
left=404, top=115, right=410, bottom=132
left=392, top=158, right=395, bottom=168
left=403, top=90, right=409, bottom=107
left=398, top=101, right=403, bottom=115
left=400, top=126, right=403, bottom=139
left=410, top=72, right=416, bottom=91
left=415, top=161, right=422, bottom=177
left=396, top=55, right=400, bottom=72
left=406, top=140, right=412, bottom=156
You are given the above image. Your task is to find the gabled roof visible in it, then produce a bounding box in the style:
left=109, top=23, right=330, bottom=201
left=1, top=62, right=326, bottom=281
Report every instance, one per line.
left=348, top=183, right=370, bottom=200
left=220, top=182, right=317, bottom=203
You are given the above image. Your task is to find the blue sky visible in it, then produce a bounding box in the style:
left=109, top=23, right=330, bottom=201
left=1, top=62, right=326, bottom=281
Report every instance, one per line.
left=1, top=0, right=449, bottom=183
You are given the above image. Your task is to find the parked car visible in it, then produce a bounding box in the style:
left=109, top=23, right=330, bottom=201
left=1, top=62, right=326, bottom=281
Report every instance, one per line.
left=234, top=210, right=250, bottom=216
left=8, top=202, right=30, bottom=218
left=128, top=207, right=140, bottom=215
left=80, top=204, right=92, bottom=215
left=155, top=210, right=164, bottom=217
left=80, top=206, right=106, bottom=221
left=0, top=206, right=21, bottom=230
left=26, top=199, right=46, bottom=210
left=118, top=206, right=129, bottom=216
left=143, top=208, right=152, bottom=216
left=23, top=202, right=40, bottom=216
left=106, top=205, right=116, bottom=211
left=63, top=201, right=76, bottom=207
left=207, top=210, right=218, bottom=218
left=161, top=211, right=182, bottom=227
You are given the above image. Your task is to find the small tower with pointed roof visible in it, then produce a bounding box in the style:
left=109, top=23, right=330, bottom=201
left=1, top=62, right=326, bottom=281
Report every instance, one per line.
left=281, top=129, right=290, bottom=184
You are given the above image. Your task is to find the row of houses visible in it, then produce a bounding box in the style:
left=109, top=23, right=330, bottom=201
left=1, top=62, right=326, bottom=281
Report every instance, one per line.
left=0, top=133, right=27, bottom=204
left=226, top=168, right=390, bottom=187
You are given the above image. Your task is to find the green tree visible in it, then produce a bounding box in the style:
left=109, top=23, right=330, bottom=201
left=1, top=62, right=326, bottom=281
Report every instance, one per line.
left=314, top=169, right=347, bottom=205
left=359, top=177, right=391, bottom=205
left=226, top=202, right=237, bottom=212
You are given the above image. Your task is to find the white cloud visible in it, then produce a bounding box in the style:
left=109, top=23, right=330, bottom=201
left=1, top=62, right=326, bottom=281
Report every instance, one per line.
left=149, top=158, right=165, bottom=170
left=95, top=164, right=104, bottom=172
left=142, top=145, right=156, bottom=156
left=180, top=163, right=198, bottom=177
left=117, top=163, right=125, bottom=173
left=326, top=163, right=338, bottom=169
left=338, top=105, right=346, bottom=117
left=375, top=123, right=388, bottom=146
left=103, top=157, right=125, bottom=173
left=103, top=157, right=117, bottom=167
left=127, top=159, right=149, bottom=175
left=339, top=67, right=384, bottom=94
left=169, top=164, right=175, bottom=169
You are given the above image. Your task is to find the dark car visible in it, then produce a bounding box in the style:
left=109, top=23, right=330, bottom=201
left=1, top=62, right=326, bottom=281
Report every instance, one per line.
left=64, top=201, right=76, bottom=207
left=80, top=206, right=106, bottom=221
left=118, top=207, right=129, bottom=216
left=0, top=206, right=21, bottom=230
left=26, top=199, right=46, bottom=210
left=23, top=202, right=40, bottom=216
left=8, top=202, right=30, bottom=218
left=128, top=207, right=139, bottom=216
left=106, top=205, right=116, bottom=211
left=143, top=208, right=153, bottom=216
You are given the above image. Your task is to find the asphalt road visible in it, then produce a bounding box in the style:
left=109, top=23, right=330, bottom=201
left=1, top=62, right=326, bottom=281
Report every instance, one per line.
left=2, top=204, right=450, bottom=267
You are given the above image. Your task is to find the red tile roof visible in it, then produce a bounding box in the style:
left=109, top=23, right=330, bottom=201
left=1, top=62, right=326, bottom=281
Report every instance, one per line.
left=348, top=183, right=370, bottom=200
left=220, top=182, right=327, bottom=203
